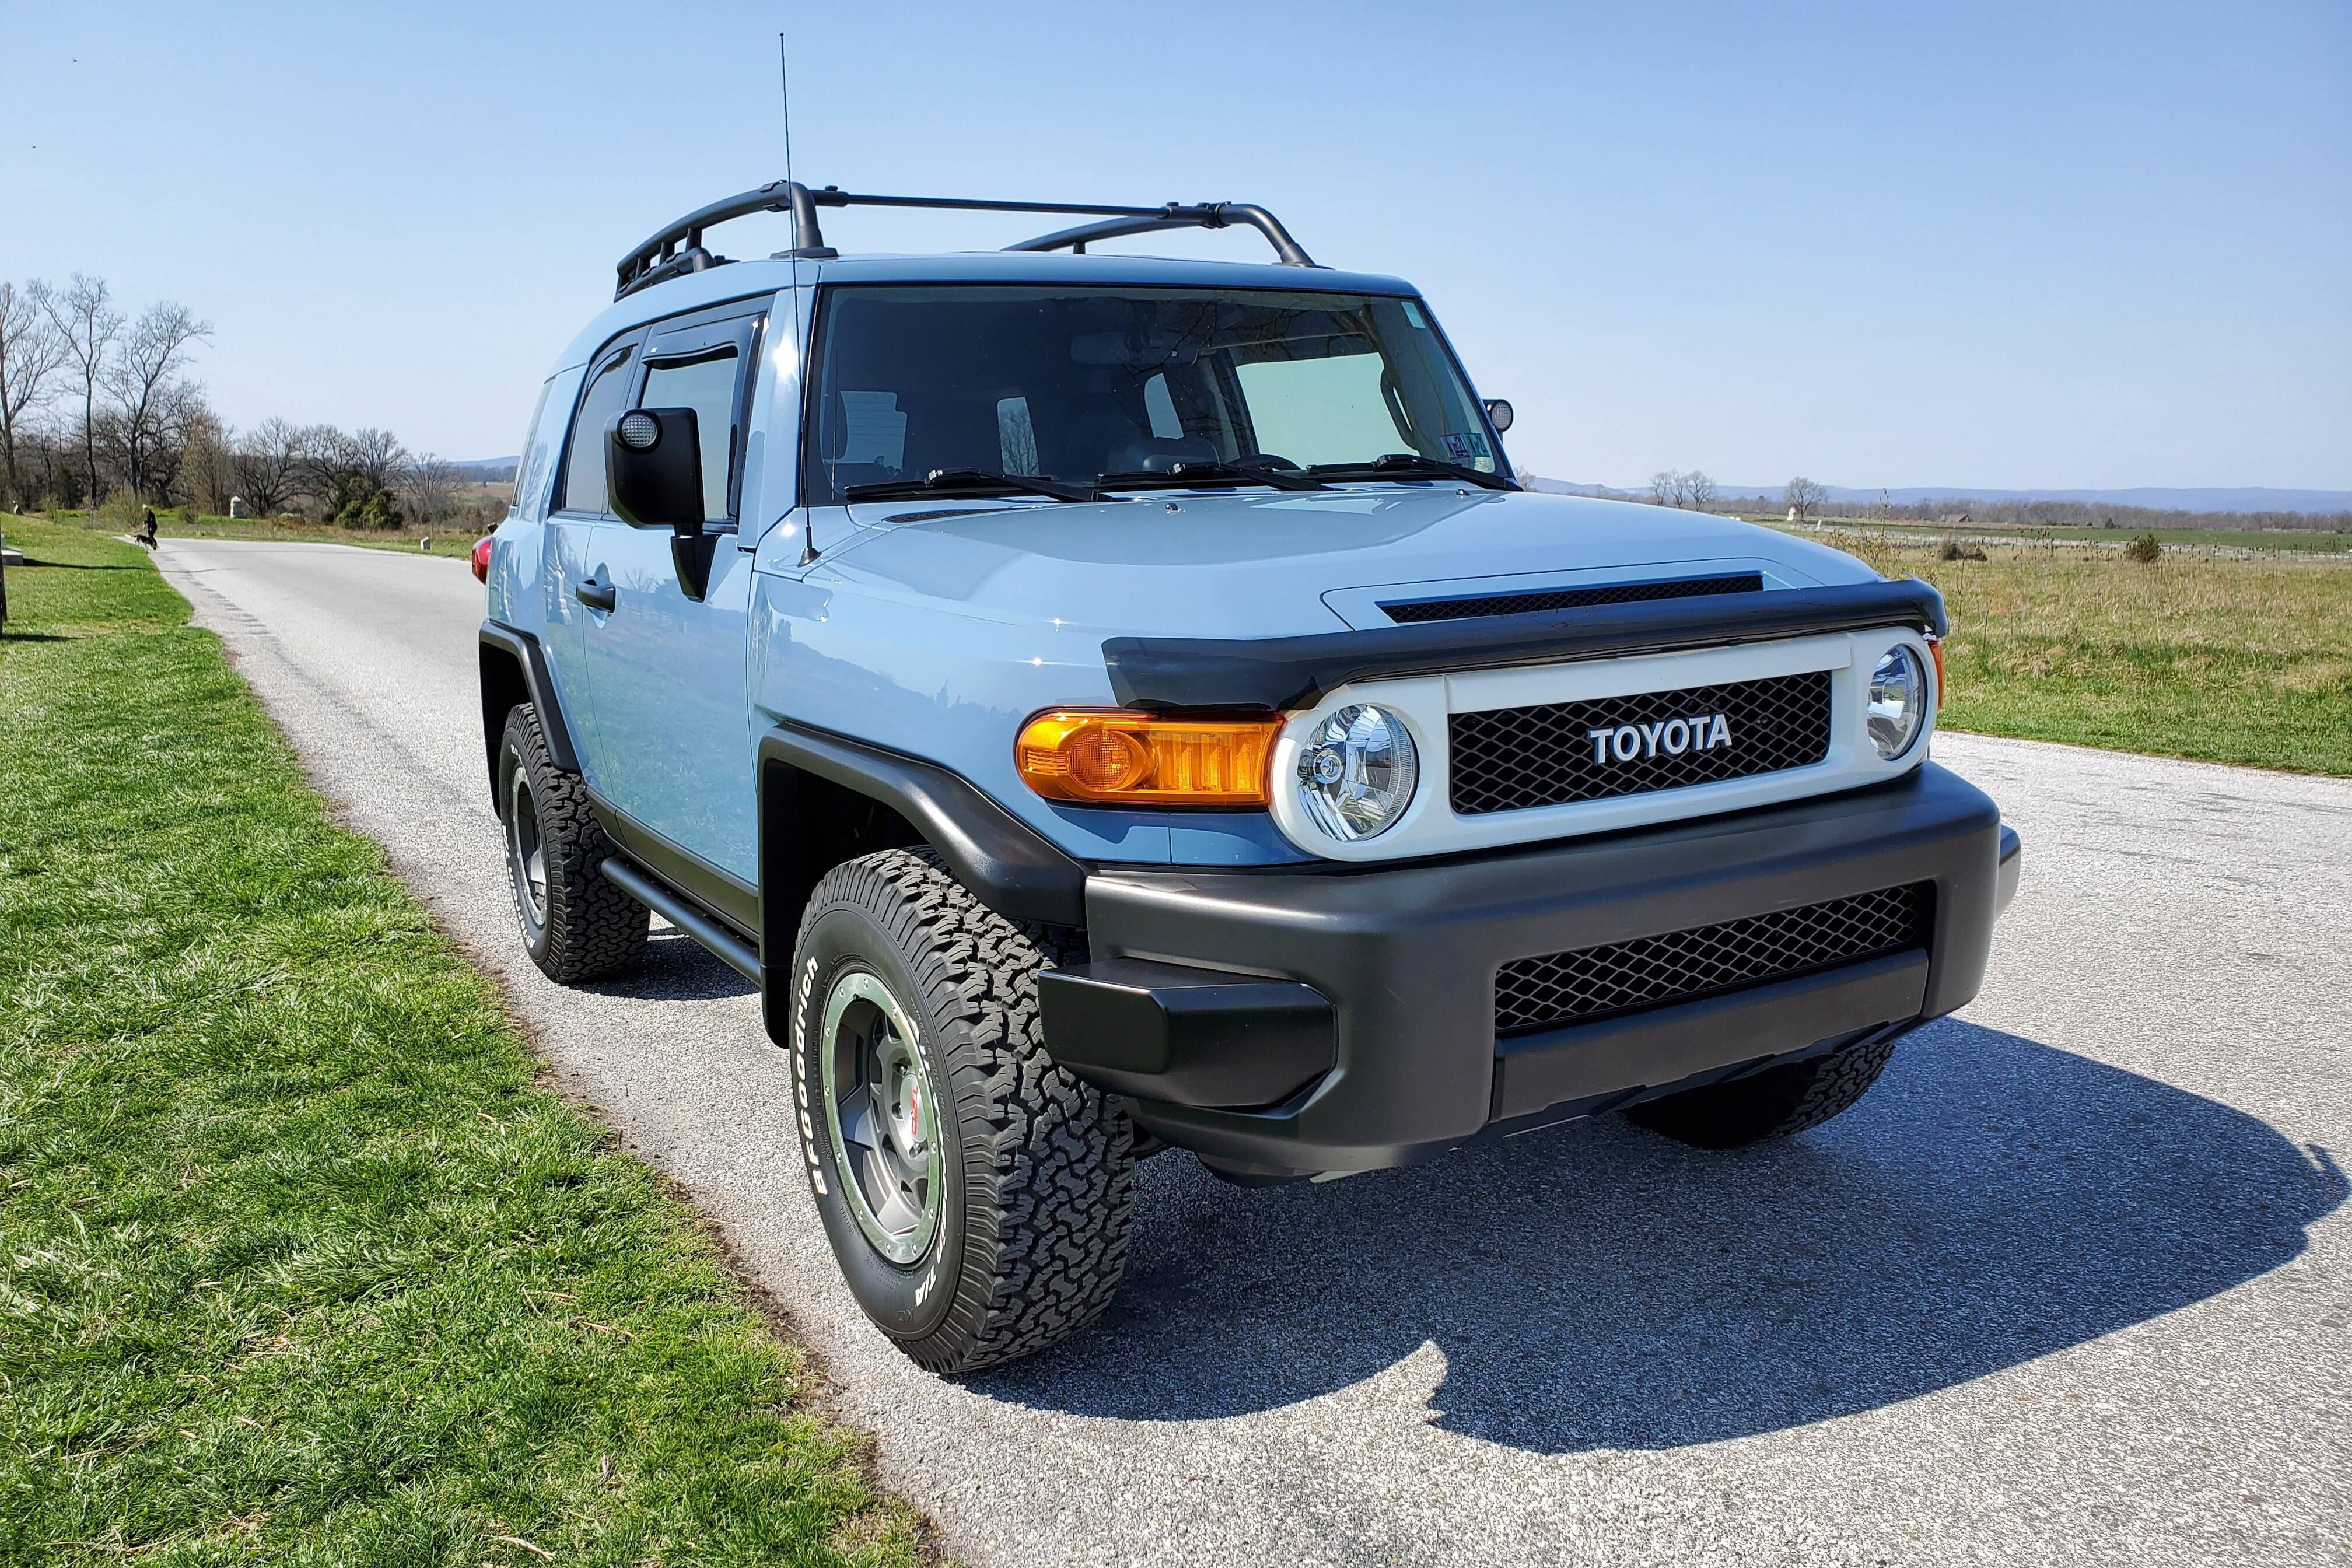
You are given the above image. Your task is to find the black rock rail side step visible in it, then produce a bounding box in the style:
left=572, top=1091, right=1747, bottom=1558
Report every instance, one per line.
left=601, top=855, right=761, bottom=982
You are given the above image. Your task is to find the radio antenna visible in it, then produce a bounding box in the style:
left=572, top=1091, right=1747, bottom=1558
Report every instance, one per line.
left=780, top=32, right=821, bottom=564
left=778, top=32, right=800, bottom=242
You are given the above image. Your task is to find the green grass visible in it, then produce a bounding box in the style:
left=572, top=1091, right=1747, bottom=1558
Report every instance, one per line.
left=26, top=509, right=488, bottom=559
left=1828, top=534, right=2352, bottom=774
left=0, top=513, right=923, bottom=1566
left=0, top=514, right=190, bottom=636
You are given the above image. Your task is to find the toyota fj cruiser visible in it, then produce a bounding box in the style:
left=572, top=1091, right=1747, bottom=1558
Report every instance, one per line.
left=475, top=181, right=2020, bottom=1372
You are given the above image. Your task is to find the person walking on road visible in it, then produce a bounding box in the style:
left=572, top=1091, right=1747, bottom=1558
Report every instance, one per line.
left=140, top=505, right=158, bottom=551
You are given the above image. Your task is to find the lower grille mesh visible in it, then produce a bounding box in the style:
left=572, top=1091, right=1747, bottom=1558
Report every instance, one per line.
left=1494, top=883, right=1934, bottom=1037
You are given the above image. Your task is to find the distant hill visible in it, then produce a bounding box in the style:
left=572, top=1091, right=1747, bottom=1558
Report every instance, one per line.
left=452, top=457, right=519, bottom=483
left=1532, top=479, right=2352, bottom=517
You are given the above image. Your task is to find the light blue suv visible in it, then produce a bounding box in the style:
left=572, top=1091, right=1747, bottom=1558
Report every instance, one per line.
left=477, top=181, right=2020, bottom=1372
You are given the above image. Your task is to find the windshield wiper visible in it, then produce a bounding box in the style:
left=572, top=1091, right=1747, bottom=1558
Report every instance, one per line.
left=843, top=467, right=1091, bottom=504
left=1308, top=453, right=1519, bottom=491
left=1096, top=459, right=1328, bottom=494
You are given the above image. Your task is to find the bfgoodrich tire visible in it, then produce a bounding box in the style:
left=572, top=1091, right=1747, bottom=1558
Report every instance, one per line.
left=787, top=848, right=1133, bottom=1373
left=1625, top=1026, right=1907, bottom=1150
left=497, top=703, right=648, bottom=984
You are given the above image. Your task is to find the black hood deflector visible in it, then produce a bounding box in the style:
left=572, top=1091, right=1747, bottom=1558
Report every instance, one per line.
left=1102, top=579, right=1947, bottom=713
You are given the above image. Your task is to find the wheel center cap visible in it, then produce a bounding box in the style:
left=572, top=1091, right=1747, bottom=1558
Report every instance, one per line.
left=894, top=1068, right=925, bottom=1150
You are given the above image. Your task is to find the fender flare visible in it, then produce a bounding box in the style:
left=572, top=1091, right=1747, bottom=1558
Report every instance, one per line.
left=757, top=720, right=1088, bottom=934
left=479, top=620, right=582, bottom=797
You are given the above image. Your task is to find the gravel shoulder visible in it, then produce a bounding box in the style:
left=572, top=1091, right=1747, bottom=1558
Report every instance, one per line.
left=156, top=537, right=2352, bottom=1567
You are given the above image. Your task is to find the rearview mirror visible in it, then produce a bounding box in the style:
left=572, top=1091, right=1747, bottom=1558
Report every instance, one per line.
left=1482, top=398, right=1514, bottom=433
left=607, top=407, right=718, bottom=600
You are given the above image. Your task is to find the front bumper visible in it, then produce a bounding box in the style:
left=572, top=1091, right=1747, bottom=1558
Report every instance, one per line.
left=1040, top=761, right=2013, bottom=1175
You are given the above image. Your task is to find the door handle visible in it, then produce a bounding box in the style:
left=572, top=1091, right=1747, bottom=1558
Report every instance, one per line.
left=575, top=576, right=617, bottom=612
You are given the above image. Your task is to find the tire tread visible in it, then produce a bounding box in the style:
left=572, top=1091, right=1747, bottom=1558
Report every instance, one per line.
left=1625, top=1027, right=1903, bottom=1149
left=501, top=704, right=647, bottom=984
left=796, top=848, right=1132, bottom=1373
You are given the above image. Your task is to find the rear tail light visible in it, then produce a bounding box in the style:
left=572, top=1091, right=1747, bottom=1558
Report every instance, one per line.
left=1016, top=709, right=1279, bottom=807
left=471, top=535, right=494, bottom=583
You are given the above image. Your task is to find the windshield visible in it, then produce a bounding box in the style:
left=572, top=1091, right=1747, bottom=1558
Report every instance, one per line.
left=800, top=285, right=1503, bottom=504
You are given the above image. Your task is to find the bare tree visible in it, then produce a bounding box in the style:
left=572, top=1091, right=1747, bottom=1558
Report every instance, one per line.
left=1650, top=469, right=1715, bottom=508
left=40, top=274, right=121, bottom=506
left=174, top=410, right=235, bottom=515
left=289, top=422, right=344, bottom=508
left=293, top=424, right=410, bottom=522
left=232, top=416, right=303, bottom=514
left=0, top=279, right=69, bottom=511
left=345, top=427, right=408, bottom=492
left=1783, top=476, right=1828, bottom=523
left=402, top=453, right=460, bottom=523
left=103, top=300, right=212, bottom=499
left=292, top=424, right=366, bottom=514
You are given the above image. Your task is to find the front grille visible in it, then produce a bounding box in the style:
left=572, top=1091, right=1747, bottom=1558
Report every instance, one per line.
left=1449, top=668, right=1832, bottom=816
left=1382, top=572, right=1761, bottom=624
left=1494, top=883, right=1934, bottom=1037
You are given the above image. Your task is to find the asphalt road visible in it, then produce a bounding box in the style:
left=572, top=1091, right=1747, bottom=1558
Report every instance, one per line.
left=156, top=537, right=2351, bottom=1567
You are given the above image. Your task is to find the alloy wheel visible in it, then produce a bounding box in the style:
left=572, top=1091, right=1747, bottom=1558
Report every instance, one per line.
left=820, top=968, right=943, bottom=1265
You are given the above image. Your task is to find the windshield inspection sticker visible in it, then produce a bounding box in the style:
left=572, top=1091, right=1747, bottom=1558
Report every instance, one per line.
left=1441, top=431, right=1492, bottom=464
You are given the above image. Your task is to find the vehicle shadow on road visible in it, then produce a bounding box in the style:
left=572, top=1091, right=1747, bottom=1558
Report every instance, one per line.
left=974, top=1019, right=2345, bottom=1452
left=585, top=928, right=758, bottom=1002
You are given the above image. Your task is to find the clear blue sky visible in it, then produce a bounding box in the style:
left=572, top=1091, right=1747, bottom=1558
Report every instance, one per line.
left=5, top=0, right=2346, bottom=489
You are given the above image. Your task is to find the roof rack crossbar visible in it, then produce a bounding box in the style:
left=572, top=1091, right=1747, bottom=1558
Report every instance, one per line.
left=1005, top=203, right=1313, bottom=267
left=615, top=183, right=1314, bottom=298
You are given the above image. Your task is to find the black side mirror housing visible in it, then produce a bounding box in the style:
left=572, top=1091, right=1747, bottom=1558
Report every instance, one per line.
left=606, top=407, right=718, bottom=599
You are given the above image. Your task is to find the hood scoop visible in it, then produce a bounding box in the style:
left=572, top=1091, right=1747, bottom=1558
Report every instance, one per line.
left=1378, top=570, right=1764, bottom=625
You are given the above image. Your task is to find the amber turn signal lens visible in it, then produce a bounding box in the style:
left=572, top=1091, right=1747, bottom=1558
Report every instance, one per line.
left=1016, top=710, right=1279, bottom=806
left=1927, top=637, right=1946, bottom=713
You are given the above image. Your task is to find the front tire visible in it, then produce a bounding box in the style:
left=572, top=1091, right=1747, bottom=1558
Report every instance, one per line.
left=497, top=703, right=648, bottom=984
left=1625, top=1027, right=1905, bottom=1149
left=788, top=848, right=1133, bottom=1373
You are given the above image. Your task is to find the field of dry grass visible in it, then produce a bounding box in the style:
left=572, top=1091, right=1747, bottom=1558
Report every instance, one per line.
left=1821, top=532, right=2352, bottom=775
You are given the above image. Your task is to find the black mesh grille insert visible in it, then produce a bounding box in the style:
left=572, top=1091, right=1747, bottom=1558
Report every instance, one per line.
left=1450, top=668, right=1832, bottom=816
left=1495, top=883, right=1934, bottom=1037
left=1382, top=572, right=1762, bottom=624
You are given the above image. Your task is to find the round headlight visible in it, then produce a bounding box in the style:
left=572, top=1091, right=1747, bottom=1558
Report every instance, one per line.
left=1296, top=704, right=1419, bottom=841
left=1866, top=646, right=1927, bottom=760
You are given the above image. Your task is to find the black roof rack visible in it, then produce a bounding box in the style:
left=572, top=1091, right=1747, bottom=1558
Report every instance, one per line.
left=614, top=181, right=1316, bottom=299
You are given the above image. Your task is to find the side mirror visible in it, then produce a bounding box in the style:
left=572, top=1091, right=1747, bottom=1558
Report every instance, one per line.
left=606, top=407, right=718, bottom=600
left=1482, top=398, right=1514, bottom=433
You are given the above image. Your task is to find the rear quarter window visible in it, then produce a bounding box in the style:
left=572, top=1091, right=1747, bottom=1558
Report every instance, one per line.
left=510, top=370, right=576, bottom=521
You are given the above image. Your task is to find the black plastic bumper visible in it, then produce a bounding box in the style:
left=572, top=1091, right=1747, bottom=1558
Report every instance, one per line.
left=1046, top=761, right=2008, bottom=1175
